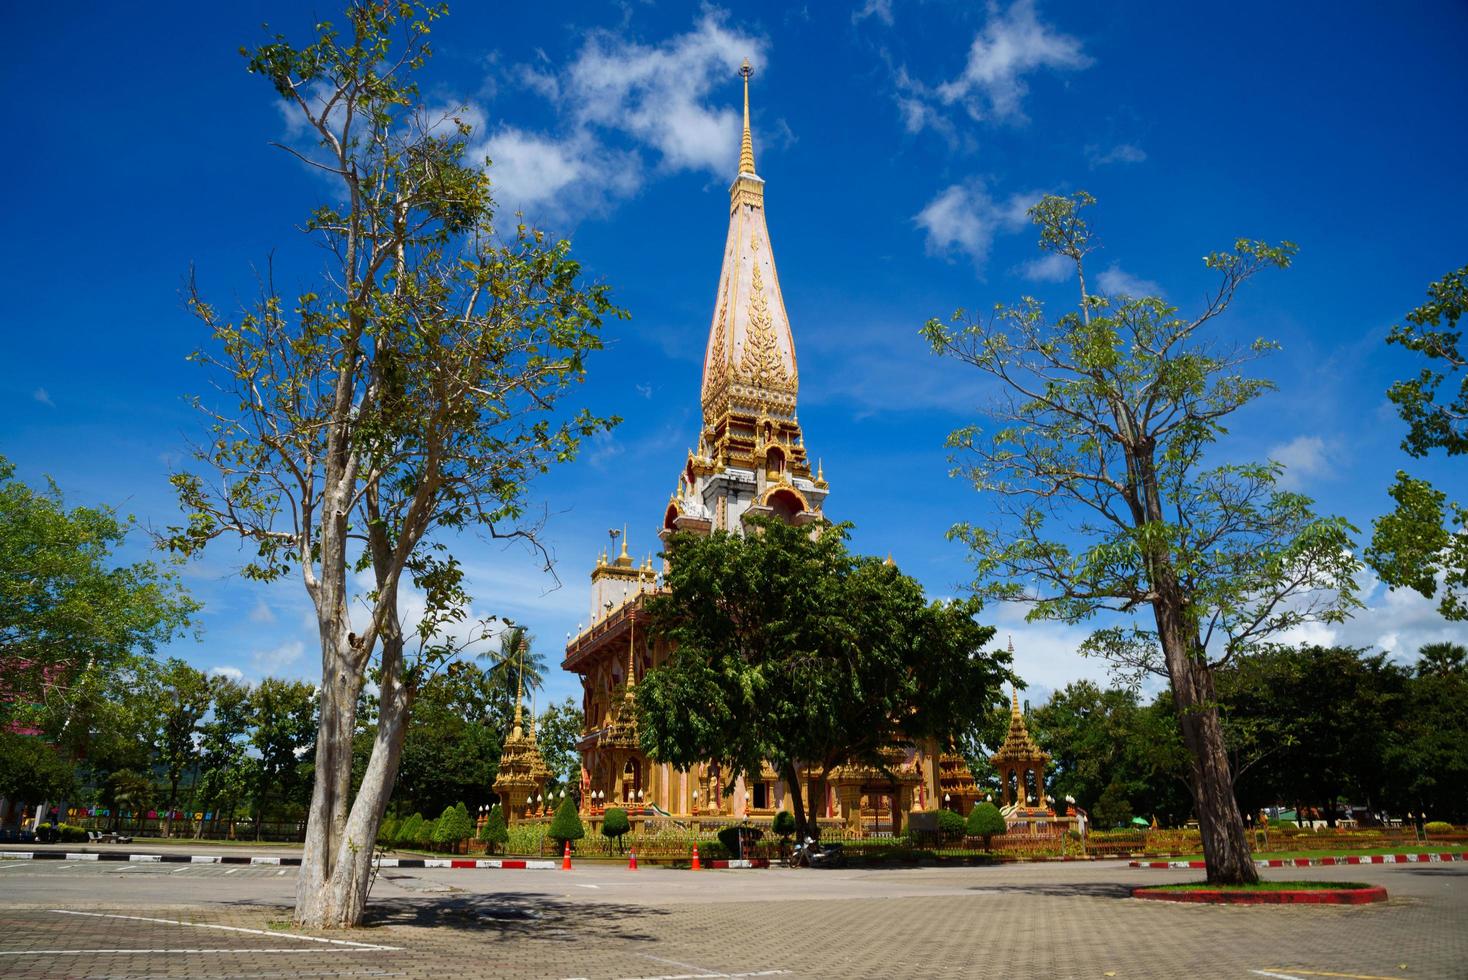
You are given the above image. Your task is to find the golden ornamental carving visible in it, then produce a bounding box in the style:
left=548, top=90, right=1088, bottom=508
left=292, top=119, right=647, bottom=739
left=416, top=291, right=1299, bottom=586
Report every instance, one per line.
left=738, top=237, right=790, bottom=391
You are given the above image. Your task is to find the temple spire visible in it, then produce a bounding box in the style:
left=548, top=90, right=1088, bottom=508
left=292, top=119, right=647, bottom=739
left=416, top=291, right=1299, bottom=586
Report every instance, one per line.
left=739, top=58, right=756, bottom=175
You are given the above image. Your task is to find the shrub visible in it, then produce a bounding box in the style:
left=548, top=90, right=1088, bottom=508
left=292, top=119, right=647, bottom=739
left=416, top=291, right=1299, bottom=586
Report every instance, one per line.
left=548, top=795, right=584, bottom=849
left=601, top=807, right=631, bottom=853
left=478, top=805, right=508, bottom=854
left=717, top=824, right=764, bottom=858
left=507, top=821, right=544, bottom=855
left=56, top=823, right=88, bottom=843
left=394, top=813, right=424, bottom=848
left=966, top=802, right=1007, bottom=850
left=418, top=818, right=438, bottom=849
left=772, top=810, right=796, bottom=841
left=1093, top=780, right=1133, bottom=829
left=936, top=808, right=968, bottom=841
left=1425, top=821, right=1454, bottom=835
left=378, top=815, right=399, bottom=845
left=433, top=803, right=475, bottom=852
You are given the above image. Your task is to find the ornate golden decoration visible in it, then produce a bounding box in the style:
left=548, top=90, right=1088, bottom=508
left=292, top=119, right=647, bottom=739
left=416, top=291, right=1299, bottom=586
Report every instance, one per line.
left=739, top=236, right=790, bottom=391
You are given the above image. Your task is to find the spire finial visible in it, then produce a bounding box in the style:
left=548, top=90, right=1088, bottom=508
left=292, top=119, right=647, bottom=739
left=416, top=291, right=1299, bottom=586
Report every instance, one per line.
left=619, top=524, right=629, bottom=560
left=738, top=58, right=756, bottom=175
left=1011, top=685, right=1021, bottom=717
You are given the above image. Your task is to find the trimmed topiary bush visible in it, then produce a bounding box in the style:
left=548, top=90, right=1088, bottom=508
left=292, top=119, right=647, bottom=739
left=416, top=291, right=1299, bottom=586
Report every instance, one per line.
left=966, top=802, right=1007, bottom=850
left=418, top=818, right=439, bottom=849
left=936, top=808, right=968, bottom=841
left=478, top=804, right=508, bottom=854
left=394, top=813, right=424, bottom=848
left=378, top=815, right=399, bottom=845
left=601, top=807, right=631, bottom=853
left=772, top=810, right=796, bottom=842
left=433, top=803, right=475, bottom=852
left=549, top=795, right=585, bottom=850
left=1425, top=821, right=1454, bottom=835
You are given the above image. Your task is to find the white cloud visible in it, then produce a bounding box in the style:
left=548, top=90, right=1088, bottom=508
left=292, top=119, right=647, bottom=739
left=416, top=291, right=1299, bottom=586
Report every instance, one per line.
left=1279, top=566, right=1468, bottom=666
left=248, top=599, right=276, bottom=625
left=208, top=665, right=245, bottom=683
left=1268, top=435, right=1333, bottom=490
left=476, top=11, right=768, bottom=224
left=919, top=0, right=1091, bottom=128
left=251, top=640, right=304, bottom=676
left=1086, top=142, right=1147, bottom=167
left=33, top=387, right=53, bottom=406
left=853, top=0, right=895, bottom=26
left=914, top=181, right=1039, bottom=268
left=1018, top=251, right=1072, bottom=283
left=1095, top=263, right=1162, bottom=298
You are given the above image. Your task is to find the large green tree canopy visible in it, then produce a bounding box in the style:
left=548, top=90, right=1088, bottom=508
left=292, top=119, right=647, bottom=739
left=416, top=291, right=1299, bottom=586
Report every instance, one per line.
left=636, top=517, right=1010, bottom=837
left=0, top=455, right=196, bottom=729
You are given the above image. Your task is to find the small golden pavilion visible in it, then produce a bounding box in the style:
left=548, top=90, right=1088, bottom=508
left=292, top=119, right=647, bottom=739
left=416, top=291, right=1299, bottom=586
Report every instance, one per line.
left=557, top=62, right=988, bottom=835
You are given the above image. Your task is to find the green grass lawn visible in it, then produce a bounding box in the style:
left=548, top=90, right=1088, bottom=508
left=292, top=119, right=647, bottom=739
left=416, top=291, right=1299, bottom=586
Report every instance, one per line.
left=1148, top=880, right=1370, bottom=892
left=1161, top=844, right=1467, bottom=862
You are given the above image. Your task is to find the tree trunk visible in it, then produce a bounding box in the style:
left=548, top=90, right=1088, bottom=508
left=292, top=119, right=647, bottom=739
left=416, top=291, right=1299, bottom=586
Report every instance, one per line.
left=294, top=635, right=410, bottom=928
left=1156, top=597, right=1258, bottom=885
left=780, top=760, right=810, bottom=842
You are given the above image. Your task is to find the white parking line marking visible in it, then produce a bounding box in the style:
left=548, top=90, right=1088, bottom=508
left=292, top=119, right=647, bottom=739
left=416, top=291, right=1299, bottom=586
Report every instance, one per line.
left=49, top=910, right=401, bottom=950
left=225, top=867, right=240, bottom=874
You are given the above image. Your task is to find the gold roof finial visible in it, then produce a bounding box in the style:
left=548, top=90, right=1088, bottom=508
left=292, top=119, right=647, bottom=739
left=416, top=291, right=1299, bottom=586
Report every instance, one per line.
left=739, top=57, right=756, bottom=175
left=1011, top=685, right=1022, bottom=718
left=619, top=525, right=629, bottom=560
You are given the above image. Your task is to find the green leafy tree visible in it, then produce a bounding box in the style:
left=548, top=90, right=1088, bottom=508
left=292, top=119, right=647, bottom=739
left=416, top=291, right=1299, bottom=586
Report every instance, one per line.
left=1093, top=780, right=1133, bottom=829
left=535, top=698, right=583, bottom=796
left=772, top=809, right=796, bottom=845
left=481, top=626, right=545, bottom=724
left=394, top=662, right=499, bottom=816
left=548, top=794, right=585, bottom=850
left=193, top=674, right=252, bottom=838
left=477, top=804, right=508, bottom=854
left=1029, top=681, right=1144, bottom=814
left=600, top=806, right=630, bottom=854
left=639, top=517, right=1009, bottom=841
left=966, top=801, right=1007, bottom=850
left=922, top=193, right=1361, bottom=884
left=0, top=731, right=74, bottom=806
left=1369, top=265, right=1467, bottom=620
left=165, top=2, right=620, bottom=927
left=156, top=658, right=211, bottom=837
left=1383, top=643, right=1468, bottom=823
left=248, top=678, right=317, bottom=839
left=0, top=456, right=196, bottom=732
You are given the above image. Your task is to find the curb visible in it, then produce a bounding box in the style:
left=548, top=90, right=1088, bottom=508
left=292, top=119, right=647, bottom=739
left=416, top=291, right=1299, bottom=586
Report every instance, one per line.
left=1128, top=852, right=1465, bottom=870
left=0, top=851, right=557, bottom=870
left=1132, top=885, right=1388, bottom=905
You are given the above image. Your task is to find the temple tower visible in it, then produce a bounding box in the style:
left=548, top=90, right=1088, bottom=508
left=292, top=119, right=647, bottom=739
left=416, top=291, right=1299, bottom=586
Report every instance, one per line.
left=663, top=58, right=828, bottom=543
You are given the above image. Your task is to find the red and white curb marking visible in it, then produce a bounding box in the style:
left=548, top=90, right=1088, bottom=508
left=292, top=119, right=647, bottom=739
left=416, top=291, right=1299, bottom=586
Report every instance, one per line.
left=0, top=851, right=557, bottom=869
left=1129, top=852, right=1465, bottom=869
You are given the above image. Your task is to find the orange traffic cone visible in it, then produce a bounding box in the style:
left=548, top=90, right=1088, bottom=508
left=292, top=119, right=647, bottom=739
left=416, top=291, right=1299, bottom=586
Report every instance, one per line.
left=562, top=840, right=572, bottom=871
left=628, top=849, right=638, bottom=871
left=691, top=843, right=701, bottom=871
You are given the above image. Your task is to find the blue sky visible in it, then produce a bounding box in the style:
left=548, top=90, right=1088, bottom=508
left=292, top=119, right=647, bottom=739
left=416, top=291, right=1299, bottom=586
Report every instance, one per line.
left=3, top=1, right=1466, bottom=707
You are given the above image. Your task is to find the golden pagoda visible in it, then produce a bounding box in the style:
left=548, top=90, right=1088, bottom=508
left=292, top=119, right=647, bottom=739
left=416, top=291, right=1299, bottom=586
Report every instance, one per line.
left=491, top=644, right=551, bottom=823
left=560, top=61, right=981, bottom=836
left=991, top=683, right=1052, bottom=822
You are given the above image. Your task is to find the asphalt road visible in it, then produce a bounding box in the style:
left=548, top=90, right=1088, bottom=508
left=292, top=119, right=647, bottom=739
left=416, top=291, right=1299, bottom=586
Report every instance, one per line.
left=0, top=858, right=1463, bottom=979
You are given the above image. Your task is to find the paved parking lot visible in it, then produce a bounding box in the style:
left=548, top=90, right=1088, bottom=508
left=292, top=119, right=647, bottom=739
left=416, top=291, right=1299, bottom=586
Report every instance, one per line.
left=0, top=859, right=1463, bottom=979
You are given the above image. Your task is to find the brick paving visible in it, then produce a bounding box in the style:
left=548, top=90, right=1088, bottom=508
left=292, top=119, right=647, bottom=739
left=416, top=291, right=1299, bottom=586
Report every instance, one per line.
left=0, top=860, right=1462, bottom=979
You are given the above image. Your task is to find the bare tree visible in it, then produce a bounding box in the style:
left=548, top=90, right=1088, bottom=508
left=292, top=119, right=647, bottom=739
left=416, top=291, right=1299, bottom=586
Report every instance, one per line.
left=922, top=193, right=1361, bottom=884
left=168, top=3, right=620, bottom=926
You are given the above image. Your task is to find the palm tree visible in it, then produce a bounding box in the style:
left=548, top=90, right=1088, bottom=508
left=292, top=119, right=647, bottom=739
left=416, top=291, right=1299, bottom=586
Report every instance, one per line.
left=480, top=626, right=545, bottom=725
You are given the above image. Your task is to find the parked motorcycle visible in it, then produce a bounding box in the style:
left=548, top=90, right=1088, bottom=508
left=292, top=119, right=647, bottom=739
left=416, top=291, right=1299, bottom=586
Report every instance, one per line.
left=791, top=836, right=846, bottom=868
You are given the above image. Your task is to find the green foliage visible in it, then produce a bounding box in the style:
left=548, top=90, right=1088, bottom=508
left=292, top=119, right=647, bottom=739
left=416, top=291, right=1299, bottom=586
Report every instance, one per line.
left=246, top=678, right=316, bottom=837
left=772, top=810, right=796, bottom=841
left=966, top=802, right=1007, bottom=848
left=477, top=804, right=508, bottom=852
left=548, top=795, right=584, bottom=846
left=506, top=820, right=544, bottom=855
left=1094, top=780, right=1134, bottom=829
left=601, top=807, right=630, bottom=839
left=0, top=732, right=74, bottom=803
left=378, top=816, right=399, bottom=845
left=936, top=808, right=967, bottom=839
left=639, top=517, right=1008, bottom=840
left=432, top=803, right=474, bottom=848
left=418, top=818, right=439, bottom=848
left=394, top=813, right=424, bottom=847
left=535, top=698, right=583, bottom=794
left=1369, top=264, right=1467, bottom=620
left=394, top=663, right=500, bottom=817
left=0, top=455, right=197, bottom=730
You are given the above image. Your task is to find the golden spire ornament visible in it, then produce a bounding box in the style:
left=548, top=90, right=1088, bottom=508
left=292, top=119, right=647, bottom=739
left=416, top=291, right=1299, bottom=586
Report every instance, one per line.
left=739, top=57, right=756, bottom=175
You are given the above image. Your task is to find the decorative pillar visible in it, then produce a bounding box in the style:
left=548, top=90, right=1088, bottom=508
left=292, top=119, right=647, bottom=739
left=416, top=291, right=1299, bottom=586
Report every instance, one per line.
left=835, top=785, right=863, bottom=835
